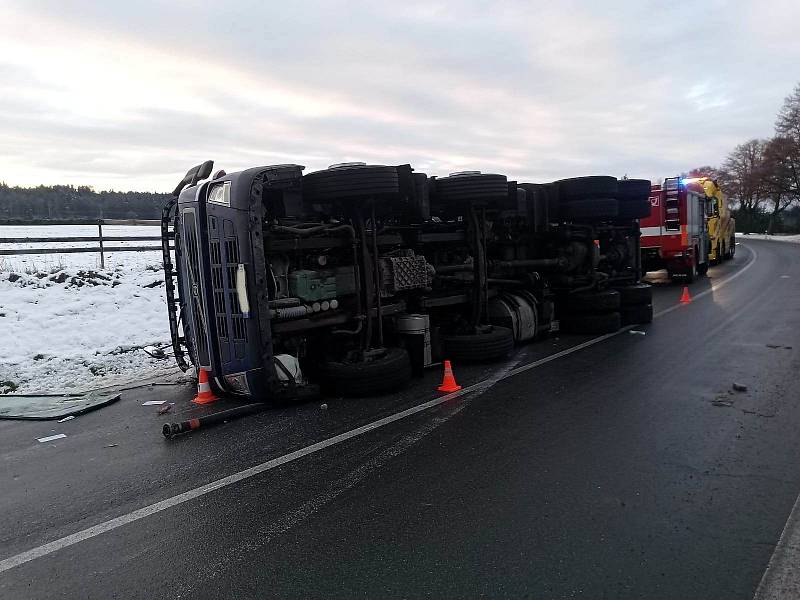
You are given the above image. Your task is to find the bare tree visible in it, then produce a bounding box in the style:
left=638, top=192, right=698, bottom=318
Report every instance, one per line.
left=761, top=83, right=800, bottom=232
left=776, top=83, right=800, bottom=143
left=683, top=165, right=719, bottom=179
left=718, top=139, right=769, bottom=230
left=763, top=136, right=800, bottom=232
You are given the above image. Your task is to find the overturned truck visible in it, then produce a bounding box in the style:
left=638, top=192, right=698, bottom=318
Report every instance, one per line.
left=162, top=161, right=652, bottom=401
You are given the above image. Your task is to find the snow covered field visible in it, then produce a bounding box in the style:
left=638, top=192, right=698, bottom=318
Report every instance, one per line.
left=0, top=225, right=183, bottom=394
left=738, top=233, right=800, bottom=243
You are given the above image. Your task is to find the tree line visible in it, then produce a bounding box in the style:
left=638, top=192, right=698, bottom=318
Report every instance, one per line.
left=0, top=183, right=170, bottom=222
left=686, top=82, right=800, bottom=234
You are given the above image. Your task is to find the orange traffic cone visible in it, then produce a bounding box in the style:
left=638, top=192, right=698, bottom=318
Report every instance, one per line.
left=437, top=360, right=462, bottom=393
left=192, top=368, right=219, bottom=405
left=680, top=286, right=692, bottom=304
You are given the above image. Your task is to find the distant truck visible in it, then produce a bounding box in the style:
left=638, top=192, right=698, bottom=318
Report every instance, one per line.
left=694, top=177, right=736, bottom=264
left=640, top=176, right=734, bottom=281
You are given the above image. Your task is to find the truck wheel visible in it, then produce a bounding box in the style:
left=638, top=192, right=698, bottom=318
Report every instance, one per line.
left=442, top=326, right=514, bottom=363
left=556, top=176, right=618, bottom=201
left=434, top=173, right=509, bottom=206
left=724, top=237, right=735, bottom=259
left=621, top=303, right=653, bottom=325
left=559, top=198, right=619, bottom=220
left=616, top=198, right=651, bottom=220
left=562, top=289, right=621, bottom=313
left=318, top=347, right=412, bottom=396
left=615, top=179, right=652, bottom=219
left=303, top=165, right=400, bottom=201
left=614, top=283, right=652, bottom=306
left=560, top=311, right=621, bottom=335
left=697, top=261, right=709, bottom=276
left=684, top=258, right=697, bottom=283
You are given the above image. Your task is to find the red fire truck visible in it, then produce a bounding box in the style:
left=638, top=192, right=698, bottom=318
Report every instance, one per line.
left=640, top=176, right=710, bottom=282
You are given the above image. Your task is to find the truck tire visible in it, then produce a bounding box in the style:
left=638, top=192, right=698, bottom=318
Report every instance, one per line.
left=616, top=179, right=651, bottom=200
left=616, top=199, right=651, bottom=220
left=724, top=236, right=735, bottom=259
left=562, top=289, right=621, bottom=313
left=697, top=261, right=709, bottom=276
left=318, top=348, right=412, bottom=396
left=303, top=165, right=400, bottom=201
left=560, top=311, right=621, bottom=335
left=559, top=198, right=618, bottom=220
left=435, top=173, right=509, bottom=206
left=614, top=283, right=652, bottom=306
left=621, top=302, right=653, bottom=325
left=556, top=176, right=618, bottom=201
left=615, top=179, right=652, bottom=220
left=442, top=326, right=514, bottom=362
left=683, top=254, right=699, bottom=283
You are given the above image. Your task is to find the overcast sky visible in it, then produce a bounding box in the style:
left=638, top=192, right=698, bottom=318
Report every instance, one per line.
left=2, top=0, right=799, bottom=192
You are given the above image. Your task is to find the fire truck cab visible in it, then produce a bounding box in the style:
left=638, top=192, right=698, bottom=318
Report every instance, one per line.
left=640, top=176, right=710, bottom=282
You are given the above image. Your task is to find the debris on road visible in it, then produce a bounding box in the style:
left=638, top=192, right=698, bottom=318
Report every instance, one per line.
left=742, top=409, right=775, bottom=418
left=629, top=330, right=646, bottom=336
left=105, top=443, right=118, bottom=448
left=0, top=390, right=121, bottom=420
left=320, top=403, right=328, bottom=410
left=766, top=343, right=782, bottom=348
left=157, top=403, right=172, bottom=415
left=712, top=400, right=734, bottom=407
left=37, top=433, right=67, bottom=442
left=57, top=415, right=75, bottom=422
left=732, top=383, right=748, bottom=392
left=142, top=400, right=166, bottom=406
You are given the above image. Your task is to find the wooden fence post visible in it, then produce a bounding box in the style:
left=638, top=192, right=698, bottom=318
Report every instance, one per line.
left=98, top=220, right=105, bottom=269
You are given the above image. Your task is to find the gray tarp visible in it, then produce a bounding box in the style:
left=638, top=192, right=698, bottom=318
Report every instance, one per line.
left=0, top=391, right=121, bottom=420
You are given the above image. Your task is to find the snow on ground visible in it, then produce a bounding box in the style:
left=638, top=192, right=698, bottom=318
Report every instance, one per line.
left=738, top=233, right=800, bottom=243
left=0, top=226, right=184, bottom=394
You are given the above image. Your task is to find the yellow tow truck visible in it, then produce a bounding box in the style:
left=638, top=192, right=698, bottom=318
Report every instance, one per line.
left=684, top=177, right=736, bottom=263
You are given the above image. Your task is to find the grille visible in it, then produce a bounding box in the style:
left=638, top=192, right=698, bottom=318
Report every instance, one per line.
left=208, top=215, right=248, bottom=365
left=182, top=211, right=209, bottom=366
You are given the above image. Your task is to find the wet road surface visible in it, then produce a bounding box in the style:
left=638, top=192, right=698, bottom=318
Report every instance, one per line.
left=1, top=239, right=799, bottom=599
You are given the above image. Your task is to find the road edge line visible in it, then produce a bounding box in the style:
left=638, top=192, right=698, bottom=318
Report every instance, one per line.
left=753, top=491, right=800, bottom=599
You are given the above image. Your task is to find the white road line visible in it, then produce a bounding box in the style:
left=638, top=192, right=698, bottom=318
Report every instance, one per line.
left=651, top=244, right=758, bottom=320
left=0, top=243, right=761, bottom=575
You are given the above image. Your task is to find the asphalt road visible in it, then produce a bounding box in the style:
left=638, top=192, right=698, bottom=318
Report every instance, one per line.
left=1, top=239, right=799, bottom=599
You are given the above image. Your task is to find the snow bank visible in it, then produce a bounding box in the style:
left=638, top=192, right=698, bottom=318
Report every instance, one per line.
left=0, top=260, right=181, bottom=395
left=737, top=233, right=800, bottom=244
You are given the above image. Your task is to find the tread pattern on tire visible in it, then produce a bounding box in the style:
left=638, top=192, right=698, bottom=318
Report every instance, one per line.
left=303, top=165, right=400, bottom=201
left=318, top=348, right=412, bottom=396
left=615, top=179, right=652, bottom=219
left=556, top=176, right=618, bottom=201
left=616, top=199, right=651, bottom=219
left=560, top=311, right=621, bottom=335
left=562, top=289, right=621, bottom=313
left=620, top=302, right=653, bottom=325
left=434, top=174, right=509, bottom=204
left=442, top=326, right=514, bottom=362
left=614, top=283, right=652, bottom=306
left=559, top=198, right=618, bottom=220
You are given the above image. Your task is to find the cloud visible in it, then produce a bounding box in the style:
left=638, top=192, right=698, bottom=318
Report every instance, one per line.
left=1, top=0, right=799, bottom=191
